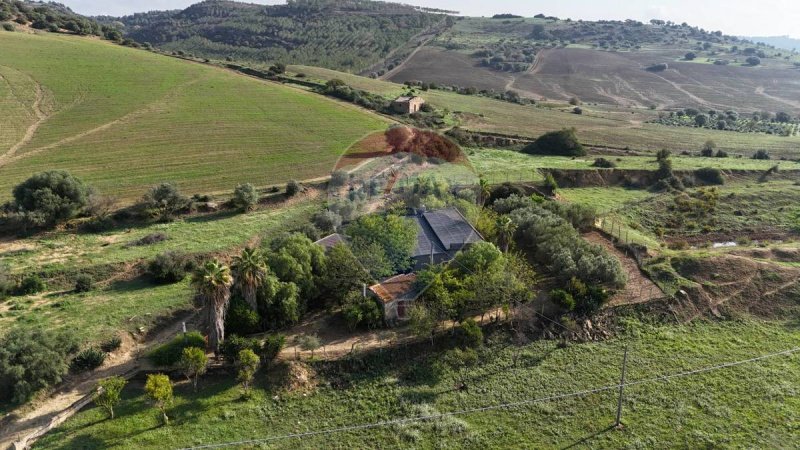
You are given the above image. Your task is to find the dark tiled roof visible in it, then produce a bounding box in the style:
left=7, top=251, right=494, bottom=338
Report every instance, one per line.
left=411, top=215, right=447, bottom=259
left=422, top=208, right=483, bottom=251
left=314, top=233, right=347, bottom=251
left=369, top=273, right=420, bottom=304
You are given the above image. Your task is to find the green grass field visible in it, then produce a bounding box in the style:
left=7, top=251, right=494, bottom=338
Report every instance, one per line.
left=34, top=317, right=800, bottom=449
left=0, top=199, right=321, bottom=343
left=291, top=65, right=800, bottom=157
left=0, top=33, right=389, bottom=202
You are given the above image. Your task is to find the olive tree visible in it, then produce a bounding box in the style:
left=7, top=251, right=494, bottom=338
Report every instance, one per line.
left=11, top=170, right=89, bottom=228
left=94, top=376, right=128, bottom=419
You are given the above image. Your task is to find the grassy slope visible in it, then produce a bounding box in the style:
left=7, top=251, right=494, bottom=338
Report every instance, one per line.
left=35, top=318, right=800, bottom=449
left=0, top=32, right=389, bottom=201
left=291, top=65, right=800, bottom=156
left=0, top=199, right=320, bottom=342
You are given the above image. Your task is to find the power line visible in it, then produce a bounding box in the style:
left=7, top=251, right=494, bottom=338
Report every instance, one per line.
left=179, top=346, right=800, bottom=450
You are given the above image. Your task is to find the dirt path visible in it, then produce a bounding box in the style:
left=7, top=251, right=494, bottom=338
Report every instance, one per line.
left=0, top=314, right=196, bottom=450
left=583, top=231, right=664, bottom=307
left=379, top=29, right=441, bottom=81
left=0, top=77, right=47, bottom=165
left=0, top=76, right=206, bottom=169
left=755, top=86, right=800, bottom=109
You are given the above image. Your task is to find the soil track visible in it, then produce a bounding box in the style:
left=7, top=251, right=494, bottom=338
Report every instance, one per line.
left=0, top=313, right=196, bottom=450
left=584, top=231, right=664, bottom=307
left=0, top=76, right=208, bottom=169
left=0, top=76, right=47, bottom=165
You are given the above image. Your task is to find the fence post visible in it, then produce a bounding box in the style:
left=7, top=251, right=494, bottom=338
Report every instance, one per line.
left=615, top=345, right=630, bottom=429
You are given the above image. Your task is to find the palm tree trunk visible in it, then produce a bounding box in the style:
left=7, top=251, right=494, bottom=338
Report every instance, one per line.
left=244, top=282, right=257, bottom=311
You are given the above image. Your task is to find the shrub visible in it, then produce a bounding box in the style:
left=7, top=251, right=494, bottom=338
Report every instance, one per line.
left=74, top=274, right=93, bottom=293
left=752, top=150, right=770, bottom=160
left=3, top=23, right=15, bottom=32
left=12, top=170, right=89, bottom=228
left=550, top=288, right=576, bottom=311
left=17, top=275, right=45, bottom=295
left=684, top=52, right=696, bottom=61
left=715, top=150, right=728, bottom=158
left=342, top=298, right=382, bottom=331
left=312, top=210, right=343, bottom=233
left=148, top=332, right=206, bottom=367
left=286, top=180, right=301, bottom=196
left=330, top=170, right=349, bottom=187
left=126, top=232, right=168, bottom=247
left=746, top=56, right=761, bottom=66
left=262, top=334, right=285, bottom=362
left=646, top=63, right=668, bottom=72
left=592, top=158, right=616, bottom=168
left=149, top=251, right=191, bottom=284
left=225, top=297, right=261, bottom=336
left=221, top=335, right=261, bottom=363
left=572, top=107, right=583, bottom=115
left=70, top=347, right=106, bottom=373
left=522, top=128, right=586, bottom=156
left=232, top=183, right=259, bottom=211
left=694, top=168, right=725, bottom=185
left=0, top=329, right=79, bottom=405
left=101, top=335, right=123, bottom=353
left=455, top=319, right=483, bottom=348
left=141, top=182, right=190, bottom=221
left=488, top=183, right=526, bottom=205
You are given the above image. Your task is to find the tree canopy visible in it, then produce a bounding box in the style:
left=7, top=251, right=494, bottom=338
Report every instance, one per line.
left=522, top=128, right=586, bottom=156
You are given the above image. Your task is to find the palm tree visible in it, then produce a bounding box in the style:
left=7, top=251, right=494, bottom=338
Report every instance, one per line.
left=496, top=216, right=517, bottom=253
left=232, top=247, right=268, bottom=311
left=478, top=177, right=491, bottom=206
left=192, top=260, right=233, bottom=356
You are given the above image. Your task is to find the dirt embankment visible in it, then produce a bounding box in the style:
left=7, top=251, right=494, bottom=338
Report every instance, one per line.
left=543, top=168, right=800, bottom=189
left=640, top=254, right=800, bottom=323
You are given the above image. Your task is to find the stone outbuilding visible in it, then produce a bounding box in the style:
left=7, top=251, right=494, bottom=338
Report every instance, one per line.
left=391, top=96, right=425, bottom=114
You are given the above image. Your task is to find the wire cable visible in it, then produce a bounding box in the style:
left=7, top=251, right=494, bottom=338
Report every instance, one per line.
left=179, top=346, right=800, bottom=450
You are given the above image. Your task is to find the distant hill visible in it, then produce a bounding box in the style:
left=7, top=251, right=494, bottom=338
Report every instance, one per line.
left=102, top=0, right=447, bottom=72
left=0, top=0, right=119, bottom=38
left=744, top=36, right=800, bottom=52
left=385, top=17, right=800, bottom=114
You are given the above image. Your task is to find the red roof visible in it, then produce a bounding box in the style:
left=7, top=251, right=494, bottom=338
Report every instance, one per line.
left=369, top=273, right=419, bottom=304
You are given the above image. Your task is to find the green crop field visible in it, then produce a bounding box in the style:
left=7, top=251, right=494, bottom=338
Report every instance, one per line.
left=0, top=32, right=389, bottom=202
left=291, top=66, right=800, bottom=157
left=35, top=317, right=800, bottom=449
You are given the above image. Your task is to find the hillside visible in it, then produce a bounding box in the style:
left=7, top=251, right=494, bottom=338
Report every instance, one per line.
left=745, top=36, right=800, bottom=52
left=387, top=17, right=800, bottom=114
left=0, top=31, right=389, bottom=201
left=104, top=0, right=447, bottom=72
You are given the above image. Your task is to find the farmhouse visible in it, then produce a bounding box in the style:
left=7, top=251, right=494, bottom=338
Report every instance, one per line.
left=368, top=273, right=422, bottom=322
left=313, top=233, right=347, bottom=252
left=316, top=207, right=484, bottom=322
left=391, top=95, right=425, bottom=114
left=409, top=206, right=484, bottom=270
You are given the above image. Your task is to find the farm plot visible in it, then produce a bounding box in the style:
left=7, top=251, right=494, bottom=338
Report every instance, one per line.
left=293, top=65, right=800, bottom=157
left=0, top=32, right=389, bottom=202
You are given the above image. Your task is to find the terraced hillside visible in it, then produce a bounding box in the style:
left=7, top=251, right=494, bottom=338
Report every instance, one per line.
left=0, top=31, right=389, bottom=201
left=388, top=18, right=800, bottom=114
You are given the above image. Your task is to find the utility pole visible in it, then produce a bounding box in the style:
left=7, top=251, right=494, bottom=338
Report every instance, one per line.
left=615, top=345, right=629, bottom=429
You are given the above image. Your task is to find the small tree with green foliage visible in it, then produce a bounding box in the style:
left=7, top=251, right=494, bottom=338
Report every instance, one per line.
left=142, top=182, right=190, bottom=221
left=236, top=349, right=260, bottom=397
left=94, top=376, right=127, bottom=419
left=12, top=170, right=89, bottom=228
left=522, top=128, right=585, bottom=156
left=752, top=150, right=770, bottom=160
left=701, top=140, right=716, bottom=157
left=232, top=183, right=259, bottom=212
left=408, top=304, right=436, bottom=346
left=144, top=374, right=173, bottom=426
left=298, top=334, right=322, bottom=359
left=286, top=180, right=301, bottom=196
left=347, top=214, right=418, bottom=273
left=179, top=347, right=208, bottom=392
